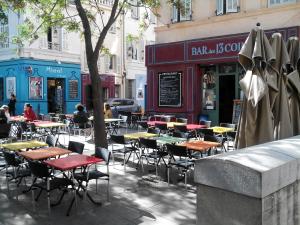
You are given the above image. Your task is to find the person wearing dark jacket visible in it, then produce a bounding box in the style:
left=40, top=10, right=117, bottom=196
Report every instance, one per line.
left=73, top=104, right=90, bottom=129
left=8, top=94, right=16, bottom=116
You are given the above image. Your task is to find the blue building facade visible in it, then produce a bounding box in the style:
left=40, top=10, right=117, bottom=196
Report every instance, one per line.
left=0, top=58, right=81, bottom=115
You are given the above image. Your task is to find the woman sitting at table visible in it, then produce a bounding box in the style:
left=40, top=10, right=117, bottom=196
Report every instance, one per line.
left=73, top=103, right=90, bottom=128
left=0, top=105, right=11, bottom=122
left=24, top=103, right=37, bottom=121
left=104, top=104, right=113, bottom=119
left=0, top=108, right=7, bottom=124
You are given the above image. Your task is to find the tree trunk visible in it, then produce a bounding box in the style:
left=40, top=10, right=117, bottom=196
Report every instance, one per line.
left=88, top=60, right=108, bottom=149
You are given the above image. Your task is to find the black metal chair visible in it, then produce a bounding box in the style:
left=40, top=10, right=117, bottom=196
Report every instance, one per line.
left=147, top=127, right=160, bottom=135
left=137, top=121, right=148, bottom=131
left=196, top=128, right=214, bottom=139
left=155, top=123, right=168, bottom=134
left=45, top=135, right=58, bottom=147
left=174, top=125, right=188, bottom=133
left=176, top=118, right=188, bottom=123
left=172, top=131, right=188, bottom=139
left=0, top=123, right=11, bottom=143
left=204, top=134, right=226, bottom=153
left=28, top=160, right=73, bottom=214
left=139, top=138, right=168, bottom=176
left=166, top=144, right=194, bottom=189
left=68, top=141, right=84, bottom=154
left=74, top=147, right=111, bottom=201
left=3, top=151, right=31, bottom=196
left=110, top=135, right=139, bottom=171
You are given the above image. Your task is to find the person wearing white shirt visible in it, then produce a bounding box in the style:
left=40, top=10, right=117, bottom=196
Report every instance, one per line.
left=1, top=105, right=11, bottom=122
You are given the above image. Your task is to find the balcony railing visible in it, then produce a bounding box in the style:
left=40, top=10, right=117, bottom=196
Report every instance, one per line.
left=99, top=0, right=114, bottom=6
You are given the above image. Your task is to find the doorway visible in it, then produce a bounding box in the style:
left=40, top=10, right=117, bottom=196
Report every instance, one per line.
left=219, top=75, right=235, bottom=123
left=47, top=78, right=65, bottom=113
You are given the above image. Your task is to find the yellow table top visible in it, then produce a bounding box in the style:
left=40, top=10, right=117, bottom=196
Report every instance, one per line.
left=210, top=126, right=234, bottom=134
left=124, top=132, right=158, bottom=140
left=166, top=122, right=186, bottom=128
left=1, top=141, right=48, bottom=151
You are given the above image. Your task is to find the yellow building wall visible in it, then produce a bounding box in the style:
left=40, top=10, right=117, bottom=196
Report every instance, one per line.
left=155, top=0, right=300, bottom=44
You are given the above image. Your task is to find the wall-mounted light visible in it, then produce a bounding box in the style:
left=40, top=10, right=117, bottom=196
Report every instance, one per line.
left=25, top=66, right=33, bottom=75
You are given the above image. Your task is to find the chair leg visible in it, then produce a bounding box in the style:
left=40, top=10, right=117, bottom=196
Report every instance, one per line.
left=47, top=179, right=51, bottom=215
left=184, top=171, right=187, bottom=190
left=167, top=167, right=170, bottom=185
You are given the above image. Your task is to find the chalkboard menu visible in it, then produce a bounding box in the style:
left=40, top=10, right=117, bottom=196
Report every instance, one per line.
left=158, top=72, right=182, bottom=107
left=69, top=79, right=78, bottom=99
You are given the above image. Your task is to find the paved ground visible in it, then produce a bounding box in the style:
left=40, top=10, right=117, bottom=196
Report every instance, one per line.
left=0, top=128, right=197, bottom=225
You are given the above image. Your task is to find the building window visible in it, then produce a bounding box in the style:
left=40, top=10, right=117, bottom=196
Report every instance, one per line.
left=47, top=27, right=63, bottom=51
left=127, top=79, right=134, bottom=99
left=216, top=0, right=239, bottom=16
left=130, top=0, right=139, bottom=19
left=149, top=11, right=156, bottom=24
left=127, top=41, right=138, bottom=61
left=268, top=0, right=296, bottom=6
left=115, top=84, right=120, bottom=98
left=104, top=54, right=116, bottom=72
left=172, top=0, right=192, bottom=23
left=0, top=18, right=9, bottom=49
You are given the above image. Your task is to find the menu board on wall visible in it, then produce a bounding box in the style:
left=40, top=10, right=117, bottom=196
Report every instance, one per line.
left=69, top=79, right=78, bottom=99
left=158, top=72, right=182, bottom=107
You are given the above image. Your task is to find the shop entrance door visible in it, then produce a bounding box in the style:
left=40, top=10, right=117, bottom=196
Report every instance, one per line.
left=47, top=78, right=65, bottom=113
left=219, top=75, right=235, bottom=123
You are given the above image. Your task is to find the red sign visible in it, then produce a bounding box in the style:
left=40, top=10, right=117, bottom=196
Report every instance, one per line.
left=187, top=35, right=247, bottom=61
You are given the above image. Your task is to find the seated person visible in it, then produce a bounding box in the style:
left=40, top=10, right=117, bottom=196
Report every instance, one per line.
left=0, top=108, right=7, bottom=124
left=73, top=104, right=90, bottom=128
left=0, top=105, right=11, bottom=122
left=24, top=103, right=37, bottom=121
left=104, top=104, right=113, bottom=119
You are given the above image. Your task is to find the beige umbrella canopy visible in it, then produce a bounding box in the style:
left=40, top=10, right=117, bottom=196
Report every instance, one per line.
left=236, top=26, right=275, bottom=149
left=286, top=37, right=300, bottom=135
left=268, top=33, right=292, bottom=140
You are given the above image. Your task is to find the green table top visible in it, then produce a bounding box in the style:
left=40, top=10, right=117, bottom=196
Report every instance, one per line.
left=1, top=141, right=48, bottom=151
left=152, top=136, right=186, bottom=145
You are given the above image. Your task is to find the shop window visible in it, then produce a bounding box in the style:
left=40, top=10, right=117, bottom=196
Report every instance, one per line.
left=219, top=63, right=236, bottom=74
left=216, top=0, right=239, bottom=16
left=268, top=0, right=296, bottom=6
left=172, top=0, right=192, bottom=23
left=0, top=17, right=9, bottom=48
left=102, top=88, right=109, bottom=102
left=202, top=70, right=216, bottom=110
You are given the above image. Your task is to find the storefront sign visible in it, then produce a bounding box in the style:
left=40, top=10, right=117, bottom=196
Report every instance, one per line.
left=187, top=35, right=247, bottom=61
left=46, top=66, right=63, bottom=74
left=158, top=72, right=182, bottom=107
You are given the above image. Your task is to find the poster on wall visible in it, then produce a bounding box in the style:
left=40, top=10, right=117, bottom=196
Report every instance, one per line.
left=203, top=89, right=216, bottom=110
left=29, top=77, right=43, bottom=99
left=68, top=79, right=78, bottom=99
left=6, top=77, right=16, bottom=99
left=136, top=88, right=144, bottom=100
left=158, top=72, right=182, bottom=107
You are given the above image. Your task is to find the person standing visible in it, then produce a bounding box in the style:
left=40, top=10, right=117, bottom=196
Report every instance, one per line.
left=104, top=104, right=113, bottom=119
left=8, top=94, right=16, bottom=116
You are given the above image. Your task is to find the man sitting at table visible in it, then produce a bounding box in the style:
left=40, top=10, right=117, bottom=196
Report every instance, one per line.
left=0, top=108, right=8, bottom=124
left=24, top=103, right=37, bottom=121
left=73, top=104, right=90, bottom=128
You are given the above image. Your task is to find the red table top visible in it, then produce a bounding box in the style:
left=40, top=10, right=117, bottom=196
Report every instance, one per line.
left=186, top=124, right=207, bottom=130
left=147, top=121, right=167, bottom=126
left=45, top=154, right=102, bottom=171
left=10, top=116, right=28, bottom=122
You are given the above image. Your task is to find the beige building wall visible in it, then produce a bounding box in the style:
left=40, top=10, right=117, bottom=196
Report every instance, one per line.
left=155, top=0, right=300, bottom=44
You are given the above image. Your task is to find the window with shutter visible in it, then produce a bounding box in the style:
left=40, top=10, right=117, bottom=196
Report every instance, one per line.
left=226, top=0, right=238, bottom=13
left=62, top=28, right=68, bottom=50
left=0, top=20, right=9, bottom=48
left=216, top=0, right=224, bottom=15
left=130, top=0, right=139, bottom=19
left=104, top=54, right=110, bottom=72
left=268, top=0, right=295, bottom=6
left=171, top=0, right=192, bottom=23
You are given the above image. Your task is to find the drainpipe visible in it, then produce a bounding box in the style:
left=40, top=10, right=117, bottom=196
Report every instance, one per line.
left=121, top=10, right=126, bottom=98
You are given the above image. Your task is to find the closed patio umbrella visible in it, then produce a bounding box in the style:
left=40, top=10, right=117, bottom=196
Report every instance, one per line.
left=286, top=37, right=300, bottom=136
left=236, top=26, right=275, bottom=149
left=268, top=33, right=292, bottom=140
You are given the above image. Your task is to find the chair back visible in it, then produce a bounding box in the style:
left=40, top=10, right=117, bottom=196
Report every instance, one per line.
left=155, top=123, right=168, bottom=131
left=28, top=160, right=50, bottom=178
left=95, top=147, right=111, bottom=165
left=68, top=141, right=85, bottom=154
left=139, top=138, right=157, bottom=149
left=174, top=125, right=187, bottom=133
left=161, top=117, right=171, bottom=122
left=110, top=134, right=125, bottom=145
left=203, top=134, right=219, bottom=143
left=147, top=127, right=160, bottom=135
left=138, top=121, right=148, bottom=130
left=0, top=123, right=11, bottom=139
left=58, top=114, right=67, bottom=122
left=46, top=135, right=58, bottom=147
left=226, top=131, right=237, bottom=140
left=197, top=128, right=214, bottom=137
left=176, top=118, right=188, bottom=123
left=220, top=123, right=236, bottom=130
left=166, top=144, right=189, bottom=158
left=3, top=151, right=21, bottom=167
left=172, top=131, right=187, bottom=139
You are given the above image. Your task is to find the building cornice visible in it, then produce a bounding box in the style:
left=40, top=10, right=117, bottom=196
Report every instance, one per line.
left=155, top=3, right=300, bottom=32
